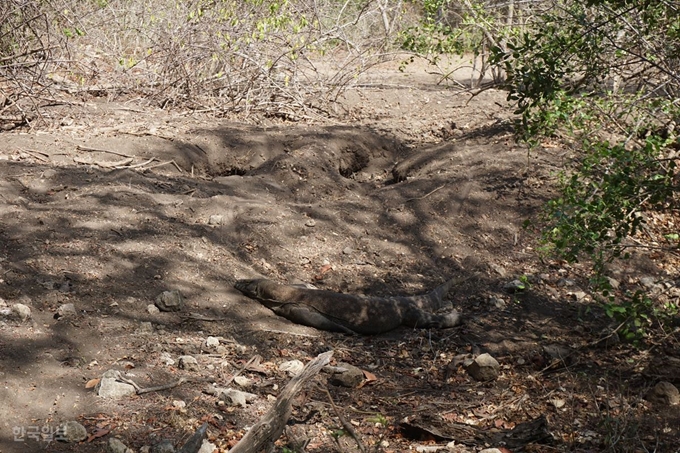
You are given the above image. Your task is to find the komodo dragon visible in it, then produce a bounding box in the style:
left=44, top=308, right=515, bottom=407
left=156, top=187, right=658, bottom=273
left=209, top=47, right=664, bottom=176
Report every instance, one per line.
left=234, top=277, right=464, bottom=335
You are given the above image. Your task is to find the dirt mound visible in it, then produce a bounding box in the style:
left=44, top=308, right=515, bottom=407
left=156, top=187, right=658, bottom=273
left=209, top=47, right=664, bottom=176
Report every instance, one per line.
left=0, top=59, right=677, bottom=453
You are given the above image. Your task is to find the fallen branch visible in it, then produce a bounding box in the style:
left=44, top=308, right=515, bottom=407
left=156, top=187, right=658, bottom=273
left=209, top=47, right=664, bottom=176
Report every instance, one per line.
left=73, top=156, right=134, bottom=168
left=229, top=350, right=333, bottom=453
left=126, top=157, right=158, bottom=169
left=113, top=371, right=204, bottom=395
left=319, top=383, right=366, bottom=453
left=144, top=159, right=183, bottom=172
left=76, top=144, right=134, bottom=158
left=404, top=183, right=448, bottom=203
left=21, top=149, right=50, bottom=162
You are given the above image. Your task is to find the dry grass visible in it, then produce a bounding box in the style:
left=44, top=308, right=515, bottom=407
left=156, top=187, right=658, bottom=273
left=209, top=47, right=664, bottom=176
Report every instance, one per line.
left=1, top=0, right=420, bottom=125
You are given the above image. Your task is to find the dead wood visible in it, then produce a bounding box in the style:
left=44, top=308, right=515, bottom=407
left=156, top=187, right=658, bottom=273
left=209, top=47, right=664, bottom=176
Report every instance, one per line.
left=319, top=383, right=366, bottom=453
left=229, top=350, right=334, bottom=453
left=399, top=413, right=552, bottom=449
left=76, top=144, right=134, bottom=158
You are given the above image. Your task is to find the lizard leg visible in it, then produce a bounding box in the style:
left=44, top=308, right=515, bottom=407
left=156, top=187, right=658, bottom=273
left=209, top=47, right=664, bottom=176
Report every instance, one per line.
left=402, top=308, right=462, bottom=329
left=272, top=304, right=357, bottom=334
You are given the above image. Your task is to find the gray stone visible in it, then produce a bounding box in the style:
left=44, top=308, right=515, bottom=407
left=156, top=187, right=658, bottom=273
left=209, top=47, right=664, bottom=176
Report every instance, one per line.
left=211, top=387, right=257, bottom=408
left=178, top=355, right=199, bottom=372
left=557, top=278, right=576, bottom=287
left=197, top=440, right=217, bottom=453
left=147, top=304, right=160, bottom=314
left=233, top=376, right=253, bottom=388
left=568, top=290, right=587, bottom=301
left=208, top=215, right=223, bottom=226
left=328, top=362, right=364, bottom=388
left=304, top=219, right=316, bottom=227
left=153, top=439, right=176, bottom=453
left=278, top=359, right=304, bottom=377
left=466, top=353, right=500, bottom=381
left=108, top=437, right=133, bottom=453
left=645, top=381, right=680, bottom=406
left=57, top=420, right=87, bottom=443
left=640, top=277, right=663, bottom=293
left=11, top=303, right=31, bottom=321
left=155, top=290, right=184, bottom=312
left=606, top=277, right=620, bottom=289
left=205, top=336, right=220, bottom=348
left=160, top=352, right=175, bottom=366
left=503, top=279, right=526, bottom=293
left=489, top=296, right=506, bottom=309
left=97, top=371, right=137, bottom=399
left=543, top=344, right=574, bottom=367
left=137, top=321, right=155, bottom=334
left=57, top=303, right=77, bottom=318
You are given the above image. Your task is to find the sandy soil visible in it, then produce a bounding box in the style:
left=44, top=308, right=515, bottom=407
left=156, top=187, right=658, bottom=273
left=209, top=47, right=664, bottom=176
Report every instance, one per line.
left=0, top=57, right=678, bottom=453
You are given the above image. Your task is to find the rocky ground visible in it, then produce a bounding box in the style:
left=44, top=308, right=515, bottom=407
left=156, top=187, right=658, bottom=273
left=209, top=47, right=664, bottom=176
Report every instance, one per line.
left=0, top=57, right=679, bottom=453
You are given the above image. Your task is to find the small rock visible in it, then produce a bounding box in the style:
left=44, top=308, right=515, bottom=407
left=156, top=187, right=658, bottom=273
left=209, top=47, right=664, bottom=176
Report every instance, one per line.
left=172, top=400, right=186, bottom=409
left=466, top=353, right=500, bottom=381
left=233, top=376, right=252, bottom=388
left=208, top=214, right=223, bottom=226
left=549, top=398, right=566, bottom=409
left=108, top=437, right=133, bottom=453
left=415, top=446, right=441, bottom=452
left=59, top=280, right=73, bottom=293
left=279, top=359, right=304, bottom=377
left=137, top=321, right=155, bottom=334
left=328, top=362, right=364, bottom=388
left=147, top=304, right=160, bottom=314
left=489, top=296, right=506, bottom=309
left=304, top=219, right=316, bottom=227
left=11, top=303, right=31, bottom=321
left=152, top=439, right=176, bottom=453
left=489, top=263, right=506, bottom=277
left=56, top=303, right=77, bottom=318
left=640, top=276, right=663, bottom=293
left=205, top=336, right=220, bottom=348
left=447, top=441, right=473, bottom=452
left=40, top=279, right=58, bottom=290
left=160, top=352, right=175, bottom=366
left=568, top=290, right=588, bottom=301
left=155, top=290, right=184, bottom=312
left=210, top=387, right=257, bottom=408
left=606, top=277, right=620, bottom=289
left=645, top=381, right=680, bottom=406
left=543, top=344, right=574, bottom=367
left=178, top=355, right=199, bottom=372
left=478, top=449, right=504, bottom=453
left=96, top=370, right=137, bottom=399
left=342, top=246, right=353, bottom=255
left=557, top=278, right=576, bottom=287
left=197, top=440, right=217, bottom=453
left=503, top=279, right=526, bottom=293
left=57, top=420, right=87, bottom=443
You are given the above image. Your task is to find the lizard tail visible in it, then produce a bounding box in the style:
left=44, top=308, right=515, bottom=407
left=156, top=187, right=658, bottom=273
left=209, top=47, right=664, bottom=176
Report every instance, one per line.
left=427, top=276, right=468, bottom=310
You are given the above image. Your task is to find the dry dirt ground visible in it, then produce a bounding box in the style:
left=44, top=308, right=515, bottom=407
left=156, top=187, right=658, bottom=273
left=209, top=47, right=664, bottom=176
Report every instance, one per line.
left=0, top=58, right=678, bottom=453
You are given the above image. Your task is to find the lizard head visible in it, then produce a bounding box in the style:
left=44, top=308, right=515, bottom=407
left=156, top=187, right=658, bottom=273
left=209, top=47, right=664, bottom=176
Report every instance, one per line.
left=234, top=279, right=272, bottom=298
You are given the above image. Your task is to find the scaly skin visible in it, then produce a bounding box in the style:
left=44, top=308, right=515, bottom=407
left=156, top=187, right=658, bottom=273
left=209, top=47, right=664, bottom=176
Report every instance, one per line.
left=234, top=277, right=464, bottom=335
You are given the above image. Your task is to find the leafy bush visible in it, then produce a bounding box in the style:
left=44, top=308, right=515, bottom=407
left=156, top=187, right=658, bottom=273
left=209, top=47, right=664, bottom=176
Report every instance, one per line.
left=1, top=0, right=408, bottom=120
left=494, top=0, right=679, bottom=339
